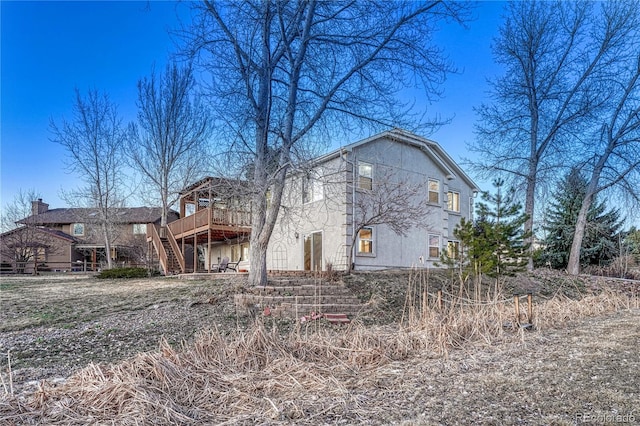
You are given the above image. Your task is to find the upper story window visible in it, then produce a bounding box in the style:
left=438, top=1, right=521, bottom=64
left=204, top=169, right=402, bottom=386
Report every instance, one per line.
left=303, top=174, right=323, bottom=204
left=358, top=162, right=373, bottom=190
left=72, top=223, right=85, bottom=236
left=357, top=227, right=375, bottom=255
left=447, top=191, right=460, bottom=213
left=133, top=224, right=147, bottom=235
left=428, top=179, right=440, bottom=204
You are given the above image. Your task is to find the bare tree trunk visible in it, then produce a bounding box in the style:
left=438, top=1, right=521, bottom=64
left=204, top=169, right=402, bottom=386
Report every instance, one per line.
left=567, top=150, right=607, bottom=275
left=524, top=158, right=538, bottom=271
left=102, top=222, right=113, bottom=270
left=247, top=14, right=275, bottom=287
left=566, top=199, right=590, bottom=275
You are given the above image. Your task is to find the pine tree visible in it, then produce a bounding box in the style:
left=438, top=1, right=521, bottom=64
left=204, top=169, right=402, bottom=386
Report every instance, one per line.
left=444, top=179, right=530, bottom=294
left=540, top=169, right=623, bottom=269
left=475, top=179, right=531, bottom=280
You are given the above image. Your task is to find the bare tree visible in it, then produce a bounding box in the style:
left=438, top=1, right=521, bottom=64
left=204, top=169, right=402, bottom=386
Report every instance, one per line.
left=183, top=0, right=470, bottom=286
left=50, top=89, right=127, bottom=269
left=347, top=167, right=432, bottom=273
left=128, top=62, right=212, bottom=228
left=469, top=1, right=638, bottom=270
left=567, top=40, right=640, bottom=274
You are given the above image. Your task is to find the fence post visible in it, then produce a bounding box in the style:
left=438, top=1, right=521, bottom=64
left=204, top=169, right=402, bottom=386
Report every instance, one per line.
left=527, top=293, right=533, bottom=323
left=514, top=294, right=520, bottom=327
left=437, top=290, right=443, bottom=310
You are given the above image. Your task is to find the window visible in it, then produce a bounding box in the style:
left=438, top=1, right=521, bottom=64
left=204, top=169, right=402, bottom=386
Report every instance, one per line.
left=447, top=191, right=460, bottom=212
left=357, top=227, right=374, bottom=255
left=231, top=243, right=250, bottom=262
left=447, top=241, right=460, bottom=259
left=72, top=223, right=85, bottom=236
left=303, top=175, right=323, bottom=203
left=33, top=247, right=47, bottom=262
left=428, top=179, right=439, bottom=204
left=428, top=234, right=440, bottom=258
left=358, top=162, right=373, bottom=190
left=133, top=224, right=147, bottom=235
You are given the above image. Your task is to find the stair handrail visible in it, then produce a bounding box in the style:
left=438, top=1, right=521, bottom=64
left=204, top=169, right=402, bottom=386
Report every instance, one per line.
left=164, top=226, right=185, bottom=273
left=148, top=224, right=169, bottom=275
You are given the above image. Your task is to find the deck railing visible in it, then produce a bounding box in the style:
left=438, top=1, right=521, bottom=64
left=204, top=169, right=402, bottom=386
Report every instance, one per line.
left=168, top=207, right=251, bottom=238
left=164, top=226, right=185, bottom=273
left=148, top=223, right=169, bottom=274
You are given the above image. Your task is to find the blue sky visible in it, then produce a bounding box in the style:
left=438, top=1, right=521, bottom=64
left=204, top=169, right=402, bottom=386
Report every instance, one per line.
left=1, top=1, right=504, bottom=212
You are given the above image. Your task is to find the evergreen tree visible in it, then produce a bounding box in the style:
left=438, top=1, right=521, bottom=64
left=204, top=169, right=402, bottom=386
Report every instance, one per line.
left=625, top=228, right=640, bottom=262
left=475, top=179, right=531, bottom=280
left=540, top=169, right=624, bottom=269
left=444, top=179, right=530, bottom=293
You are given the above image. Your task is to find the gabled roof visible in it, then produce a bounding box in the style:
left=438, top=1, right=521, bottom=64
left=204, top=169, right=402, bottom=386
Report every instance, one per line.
left=0, top=226, right=78, bottom=243
left=313, top=128, right=480, bottom=192
left=179, top=176, right=251, bottom=198
left=18, top=207, right=174, bottom=226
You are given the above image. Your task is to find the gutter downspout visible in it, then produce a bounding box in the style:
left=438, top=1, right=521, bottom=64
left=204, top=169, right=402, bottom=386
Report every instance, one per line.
left=348, top=147, right=356, bottom=272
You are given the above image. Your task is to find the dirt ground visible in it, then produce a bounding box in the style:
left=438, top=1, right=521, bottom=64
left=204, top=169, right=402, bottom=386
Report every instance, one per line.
left=1, top=272, right=639, bottom=425
left=1, top=274, right=252, bottom=394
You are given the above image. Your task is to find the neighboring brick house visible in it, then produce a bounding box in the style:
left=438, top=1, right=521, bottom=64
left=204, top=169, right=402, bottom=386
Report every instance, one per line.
left=150, top=129, right=479, bottom=275
left=0, top=199, right=178, bottom=273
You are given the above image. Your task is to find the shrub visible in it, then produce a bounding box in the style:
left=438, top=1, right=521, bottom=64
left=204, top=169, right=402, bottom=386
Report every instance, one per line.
left=96, top=267, right=150, bottom=279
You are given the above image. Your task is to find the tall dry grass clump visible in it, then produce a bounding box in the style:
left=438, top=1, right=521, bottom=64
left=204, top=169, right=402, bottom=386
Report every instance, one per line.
left=399, top=268, right=639, bottom=350
left=1, top=269, right=638, bottom=424
left=399, top=267, right=515, bottom=354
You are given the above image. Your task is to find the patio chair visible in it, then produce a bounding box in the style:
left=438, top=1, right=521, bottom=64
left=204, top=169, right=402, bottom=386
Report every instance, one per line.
left=217, top=256, right=230, bottom=272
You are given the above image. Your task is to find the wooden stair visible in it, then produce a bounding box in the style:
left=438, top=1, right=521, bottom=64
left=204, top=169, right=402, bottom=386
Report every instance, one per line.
left=235, top=278, right=366, bottom=320
left=160, top=237, right=182, bottom=275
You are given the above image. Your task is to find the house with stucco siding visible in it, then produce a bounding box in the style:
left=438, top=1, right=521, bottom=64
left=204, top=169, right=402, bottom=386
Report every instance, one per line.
left=150, top=129, right=479, bottom=275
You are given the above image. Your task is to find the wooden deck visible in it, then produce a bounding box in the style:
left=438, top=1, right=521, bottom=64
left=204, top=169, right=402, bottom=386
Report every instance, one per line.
left=147, top=206, right=251, bottom=275
left=168, top=207, right=251, bottom=241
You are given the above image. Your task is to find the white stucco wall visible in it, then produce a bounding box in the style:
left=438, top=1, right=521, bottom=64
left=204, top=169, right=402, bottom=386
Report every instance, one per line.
left=264, top=132, right=478, bottom=272
left=268, top=154, right=350, bottom=271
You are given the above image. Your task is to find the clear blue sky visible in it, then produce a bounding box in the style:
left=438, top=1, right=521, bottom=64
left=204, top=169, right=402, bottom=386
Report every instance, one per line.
left=1, top=1, right=504, bottom=212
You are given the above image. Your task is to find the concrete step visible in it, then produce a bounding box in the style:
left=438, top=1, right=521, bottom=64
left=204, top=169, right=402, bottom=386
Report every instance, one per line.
left=278, top=302, right=364, bottom=316
left=235, top=289, right=367, bottom=320
left=266, top=278, right=345, bottom=287
left=243, top=294, right=362, bottom=306
left=251, top=284, right=353, bottom=297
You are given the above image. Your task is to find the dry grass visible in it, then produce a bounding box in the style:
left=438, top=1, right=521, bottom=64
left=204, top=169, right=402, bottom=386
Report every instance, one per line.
left=1, top=270, right=638, bottom=424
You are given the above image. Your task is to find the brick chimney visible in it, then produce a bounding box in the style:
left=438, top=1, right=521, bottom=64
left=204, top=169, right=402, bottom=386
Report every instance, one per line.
left=31, top=199, right=49, bottom=215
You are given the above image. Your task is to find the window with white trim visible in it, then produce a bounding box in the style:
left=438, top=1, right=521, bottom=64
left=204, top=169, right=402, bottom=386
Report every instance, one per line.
left=303, top=174, right=323, bottom=203
left=358, top=162, right=373, bottom=190
left=357, top=227, right=374, bottom=255
left=428, top=179, right=440, bottom=204
left=447, top=191, right=460, bottom=213
left=428, top=234, right=441, bottom=258
left=447, top=240, right=460, bottom=259
left=72, top=223, right=85, bottom=236
left=133, top=224, right=147, bottom=235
